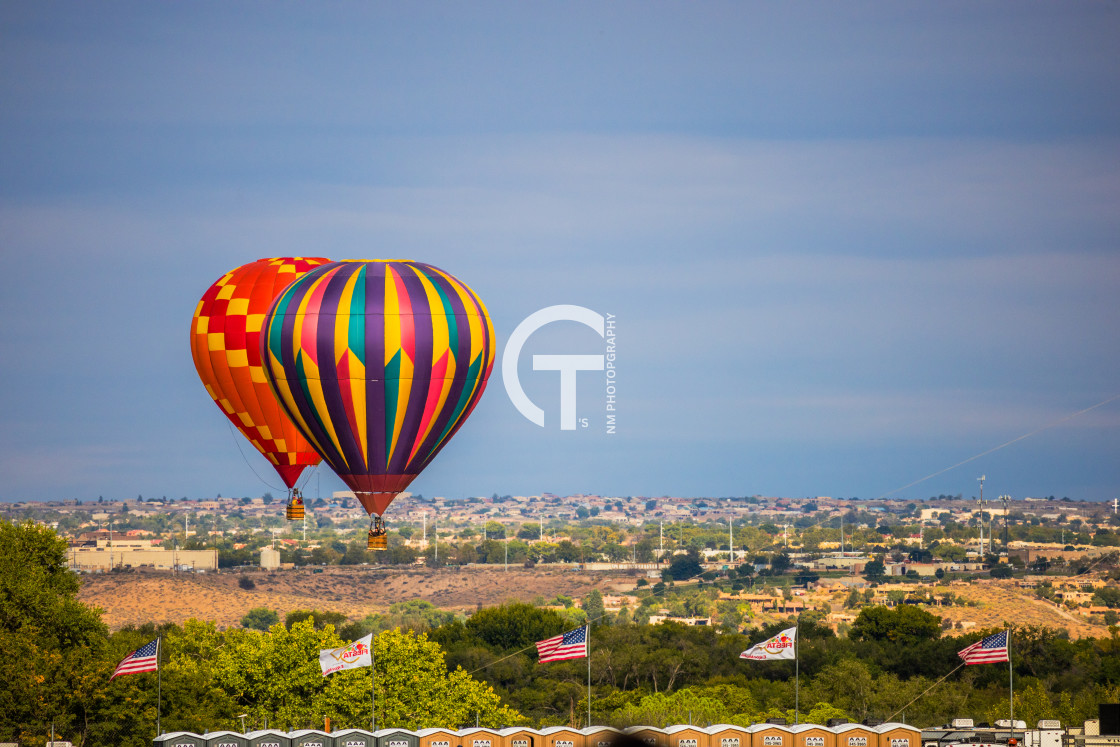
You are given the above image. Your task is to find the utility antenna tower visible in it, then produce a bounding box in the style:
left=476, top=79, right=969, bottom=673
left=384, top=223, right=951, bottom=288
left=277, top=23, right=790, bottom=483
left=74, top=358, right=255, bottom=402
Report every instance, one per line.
left=729, top=518, right=734, bottom=565
left=977, top=475, right=986, bottom=556
left=1000, top=494, right=1011, bottom=548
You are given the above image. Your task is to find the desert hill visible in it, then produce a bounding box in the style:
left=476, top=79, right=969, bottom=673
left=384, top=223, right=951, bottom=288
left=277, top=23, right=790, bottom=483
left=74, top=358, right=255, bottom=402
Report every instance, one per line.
left=78, top=565, right=617, bottom=630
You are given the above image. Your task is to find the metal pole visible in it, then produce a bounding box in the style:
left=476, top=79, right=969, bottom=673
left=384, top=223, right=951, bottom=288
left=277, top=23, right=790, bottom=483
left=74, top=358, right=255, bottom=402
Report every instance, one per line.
left=586, top=625, right=591, bottom=728
left=795, top=613, right=800, bottom=725
left=157, top=636, right=162, bottom=736
left=1009, top=630, right=1014, bottom=744
left=376, top=640, right=380, bottom=734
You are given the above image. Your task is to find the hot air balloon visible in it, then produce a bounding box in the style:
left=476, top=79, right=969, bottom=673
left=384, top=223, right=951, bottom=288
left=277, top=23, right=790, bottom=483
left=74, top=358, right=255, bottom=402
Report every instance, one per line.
left=260, top=260, right=495, bottom=549
left=190, top=257, right=331, bottom=519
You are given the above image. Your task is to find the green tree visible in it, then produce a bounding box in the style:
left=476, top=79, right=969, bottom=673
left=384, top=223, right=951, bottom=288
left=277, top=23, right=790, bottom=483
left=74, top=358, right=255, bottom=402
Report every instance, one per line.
left=667, top=551, right=703, bottom=582
left=583, top=589, right=607, bottom=626
left=207, top=619, right=525, bottom=729
left=863, top=559, right=887, bottom=581
left=990, top=563, right=1014, bottom=579
left=0, top=521, right=109, bottom=745
left=286, top=609, right=349, bottom=631
left=609, top=687, right=729, bottom=727
left=241, top=607, right=280, bottom=630
left=849, top=605, right=942, bottom=643
left=463, top=602, right=566, bottom=650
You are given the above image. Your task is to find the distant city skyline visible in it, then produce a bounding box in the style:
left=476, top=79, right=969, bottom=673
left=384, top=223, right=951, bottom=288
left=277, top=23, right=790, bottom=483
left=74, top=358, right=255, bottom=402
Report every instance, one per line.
left=1, top=3, right=1118, bottom=503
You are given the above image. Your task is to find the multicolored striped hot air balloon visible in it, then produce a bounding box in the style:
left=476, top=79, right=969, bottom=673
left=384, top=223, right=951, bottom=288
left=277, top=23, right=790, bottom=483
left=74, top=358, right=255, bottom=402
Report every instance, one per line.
left=190, top=257, right=330, bottom=518
left=260, top=260, right=495, bottom=546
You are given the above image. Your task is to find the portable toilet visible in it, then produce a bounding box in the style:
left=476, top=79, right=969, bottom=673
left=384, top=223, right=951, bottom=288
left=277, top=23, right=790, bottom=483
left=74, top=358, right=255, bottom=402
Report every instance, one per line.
left=247, top=730, right=291, bottom=747
left=624, top=728, right=668, bottom=747
left=706, top=725, right=751, bottom=747
left=665, top=725, right=708, bottom=747
left=333, top=730, right=377, bottom=747
left=155, top=732, right=207, bottom=747
left=204, top=732, right=250, bottom=747
left=288, top=730, right=331, bottom=747
left=460, top=728, right=503, bottom=747
left=791, top=724, right=834, bottom=747
left=875, top=724, right=921, bottom=747
left=583, top=726, right=623, bottom=747
left=502, top=726, right=543, bottom=747
left=540, top=726, right=586, bottom=747
left=417, top=727, right=460, bottom=747
left=749, top=722, right=794, bottom=747
left=377, top=729, right=421, bottom=747
left=833, top=724, right=876, bottom=747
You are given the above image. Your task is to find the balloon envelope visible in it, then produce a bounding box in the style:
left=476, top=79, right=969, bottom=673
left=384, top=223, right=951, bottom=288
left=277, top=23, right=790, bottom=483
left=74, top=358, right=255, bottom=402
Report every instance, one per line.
left=260, top=260, right=495, bottom=515
left=190, top=257, right=330, bottom=488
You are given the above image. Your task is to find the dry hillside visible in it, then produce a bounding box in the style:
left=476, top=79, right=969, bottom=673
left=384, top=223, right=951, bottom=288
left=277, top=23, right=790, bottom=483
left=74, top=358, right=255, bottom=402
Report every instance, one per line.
left=78, top=566, right=618, bottom=630
left=934, top=580, right=1101, bottom=638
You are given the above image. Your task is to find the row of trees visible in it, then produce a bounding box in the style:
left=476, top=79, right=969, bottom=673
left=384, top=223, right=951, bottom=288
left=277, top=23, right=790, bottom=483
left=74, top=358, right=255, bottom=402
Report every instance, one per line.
left=426, top=601, right=1120, bottom=728
left=0, top=521, right=519, bottom=746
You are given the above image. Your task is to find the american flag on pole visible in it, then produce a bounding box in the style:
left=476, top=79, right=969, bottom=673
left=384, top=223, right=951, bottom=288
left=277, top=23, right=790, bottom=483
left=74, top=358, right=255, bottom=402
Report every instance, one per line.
left=958, top=630, right=1009, bottom=665
left=111, top=638, right=160, bottom=679
left=536, top=626, right=588, bottom=663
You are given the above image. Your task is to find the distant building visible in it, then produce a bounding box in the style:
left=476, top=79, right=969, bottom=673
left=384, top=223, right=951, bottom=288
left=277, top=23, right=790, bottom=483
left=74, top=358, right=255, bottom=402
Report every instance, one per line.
left=67, top=540, right=216, bottom=572
left=648, top=614, right=712, bottom=626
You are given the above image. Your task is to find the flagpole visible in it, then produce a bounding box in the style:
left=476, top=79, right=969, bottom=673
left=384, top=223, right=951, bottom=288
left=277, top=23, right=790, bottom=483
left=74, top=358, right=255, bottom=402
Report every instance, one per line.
left=794, top=612, right=800, bottom=725
left=376, top=640, right=380, bottom=734
left=586, top=625, right=592, bottom=728
left=156, top=636, right=162, bottom=737
left=1008, top=630, right=1014, bottom=745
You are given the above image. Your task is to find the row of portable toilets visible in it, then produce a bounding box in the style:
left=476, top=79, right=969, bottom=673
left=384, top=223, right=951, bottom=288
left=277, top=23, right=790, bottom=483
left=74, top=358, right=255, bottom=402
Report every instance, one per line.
left=154, top=722, right=923, bottom=747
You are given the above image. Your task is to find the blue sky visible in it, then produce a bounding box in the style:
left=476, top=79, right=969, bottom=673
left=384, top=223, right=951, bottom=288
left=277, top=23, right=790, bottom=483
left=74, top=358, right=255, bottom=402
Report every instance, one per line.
left=1, top=2, right=1118, bottom=504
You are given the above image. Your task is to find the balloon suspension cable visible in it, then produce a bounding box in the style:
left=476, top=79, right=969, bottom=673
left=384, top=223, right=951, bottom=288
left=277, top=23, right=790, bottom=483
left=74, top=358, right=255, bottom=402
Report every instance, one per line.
left=295, top=462, right=318, bottom=492
left=227, top=423, right=284, bottom=492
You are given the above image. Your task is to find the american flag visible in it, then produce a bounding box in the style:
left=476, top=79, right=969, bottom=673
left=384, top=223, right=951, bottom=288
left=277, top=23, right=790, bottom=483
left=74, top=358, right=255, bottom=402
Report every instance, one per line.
left=111, top=638, right=160, bottom=679
left=536, top=626, right=587, bottom=663
left=958, top=630, right=1009, bottom=665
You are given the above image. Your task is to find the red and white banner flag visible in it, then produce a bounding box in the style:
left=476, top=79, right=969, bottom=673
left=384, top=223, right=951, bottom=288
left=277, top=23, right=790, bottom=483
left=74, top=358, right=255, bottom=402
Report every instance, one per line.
left=740, top=626, right=796, bottom=661
left=319, top=634, right=373, bottom=676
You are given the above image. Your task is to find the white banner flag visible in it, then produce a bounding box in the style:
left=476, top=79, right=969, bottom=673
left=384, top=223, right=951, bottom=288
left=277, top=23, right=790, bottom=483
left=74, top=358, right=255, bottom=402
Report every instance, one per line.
left=739, top=626, right=796, bottom=660
left=319, top=633, right=373, bottom=676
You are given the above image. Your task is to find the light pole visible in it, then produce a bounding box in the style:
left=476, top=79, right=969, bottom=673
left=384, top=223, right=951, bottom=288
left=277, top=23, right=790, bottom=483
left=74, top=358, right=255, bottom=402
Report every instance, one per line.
left=238, top=714, right=247, bottom=733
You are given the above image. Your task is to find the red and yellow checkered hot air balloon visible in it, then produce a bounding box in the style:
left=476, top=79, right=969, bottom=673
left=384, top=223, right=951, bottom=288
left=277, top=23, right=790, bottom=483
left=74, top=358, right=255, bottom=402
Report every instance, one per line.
left=190, top=258, right=330, bottom=518
left=260, top=260, right=495, bottom=548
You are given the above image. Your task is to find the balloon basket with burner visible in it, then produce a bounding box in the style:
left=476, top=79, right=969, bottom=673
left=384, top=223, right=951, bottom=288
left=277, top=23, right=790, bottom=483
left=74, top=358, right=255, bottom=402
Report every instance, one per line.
left=367, top=514, right=388, bottom=551
left=286, top=489, right=305, bottom=521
